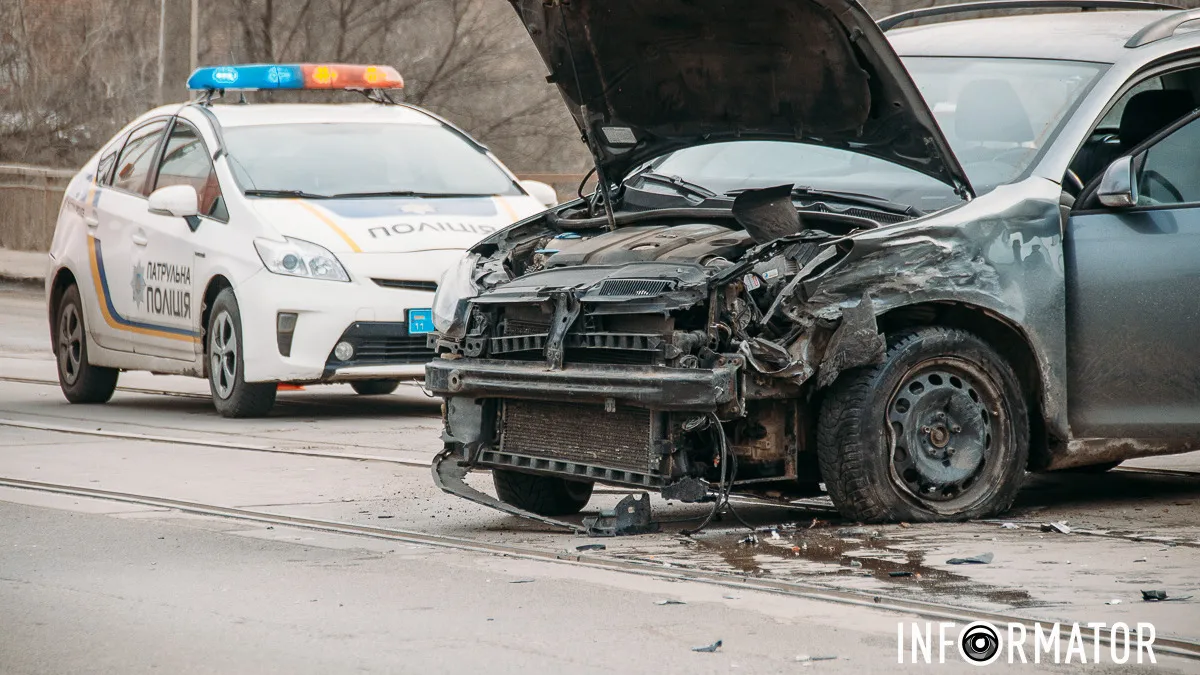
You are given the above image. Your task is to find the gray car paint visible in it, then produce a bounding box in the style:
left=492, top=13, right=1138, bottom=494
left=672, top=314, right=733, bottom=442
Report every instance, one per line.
left=428, top=8, right=1200, bottom=497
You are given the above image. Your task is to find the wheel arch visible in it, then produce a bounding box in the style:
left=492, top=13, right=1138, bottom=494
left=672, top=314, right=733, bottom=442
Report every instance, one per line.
left=877, top=300, right=1051, bottom=470
left=47, top=266, right=80, bottom=350
left=199, top=275, right=233, bottom=369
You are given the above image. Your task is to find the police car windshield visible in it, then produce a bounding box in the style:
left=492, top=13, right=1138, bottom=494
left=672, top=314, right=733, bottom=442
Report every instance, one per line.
left=223, top=123, right=523, bottom=198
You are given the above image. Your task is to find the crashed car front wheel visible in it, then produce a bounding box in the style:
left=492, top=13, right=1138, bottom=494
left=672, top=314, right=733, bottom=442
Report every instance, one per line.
left=492, top=470, right=594, bottom=517
left=818, top=326, right=1028, bottom=523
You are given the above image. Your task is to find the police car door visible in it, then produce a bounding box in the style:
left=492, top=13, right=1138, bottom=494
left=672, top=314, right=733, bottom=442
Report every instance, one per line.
left=133, top=117, right=225, bottom=361
left=90, top=118, right=170, bottom=355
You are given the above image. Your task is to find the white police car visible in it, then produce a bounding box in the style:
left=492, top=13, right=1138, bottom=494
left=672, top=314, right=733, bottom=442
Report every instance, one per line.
left=47, top=63, right=553, bottom=417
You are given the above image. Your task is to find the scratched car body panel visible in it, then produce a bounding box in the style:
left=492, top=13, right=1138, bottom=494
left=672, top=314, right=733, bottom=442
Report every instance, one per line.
left=427, top=2, right=1200, bottom=524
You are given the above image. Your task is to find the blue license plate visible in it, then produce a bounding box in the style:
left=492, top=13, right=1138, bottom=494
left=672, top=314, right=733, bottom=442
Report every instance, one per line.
left=408, top=308, right=434, bottom=335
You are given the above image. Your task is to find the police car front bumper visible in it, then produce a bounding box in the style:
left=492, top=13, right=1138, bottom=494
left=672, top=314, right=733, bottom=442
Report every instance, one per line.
left=235, top=270, right=435, bottom=384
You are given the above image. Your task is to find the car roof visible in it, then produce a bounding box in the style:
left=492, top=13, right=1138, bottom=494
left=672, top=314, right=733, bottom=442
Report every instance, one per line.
left=889, top=9, right=1190, bottom=63
left=202, top=103, right=440, bottom=128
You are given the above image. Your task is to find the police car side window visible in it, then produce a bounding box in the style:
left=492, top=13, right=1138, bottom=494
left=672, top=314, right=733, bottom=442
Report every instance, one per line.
left=112, top=120, right=168, bottom=196
left=154, top=121, right=227, bottom=222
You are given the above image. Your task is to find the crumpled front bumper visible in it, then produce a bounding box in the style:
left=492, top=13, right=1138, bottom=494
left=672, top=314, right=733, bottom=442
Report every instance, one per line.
left=424, top=358, right=740, bottom=410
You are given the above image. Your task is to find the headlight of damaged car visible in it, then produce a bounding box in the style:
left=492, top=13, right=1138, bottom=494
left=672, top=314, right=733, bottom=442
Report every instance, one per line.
left=254, top=237, right=350, bottom=282
left=433, top=253, right=480, bottom=338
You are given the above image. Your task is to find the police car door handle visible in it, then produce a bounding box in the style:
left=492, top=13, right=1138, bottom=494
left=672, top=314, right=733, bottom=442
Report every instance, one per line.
left=84, top=215, right=99, bottom=229
left=131, top=232, right=148, bottom=247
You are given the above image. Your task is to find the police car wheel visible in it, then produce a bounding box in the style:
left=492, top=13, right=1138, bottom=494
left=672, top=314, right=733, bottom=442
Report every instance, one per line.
left=55, top=284, right=118, bottom=404
left=207, top=289, right=276, bottom=418
left=350, top=380, right=400, bottom=396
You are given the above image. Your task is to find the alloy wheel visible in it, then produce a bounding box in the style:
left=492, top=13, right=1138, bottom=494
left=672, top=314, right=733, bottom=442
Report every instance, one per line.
left=57, top=303, right=83, bottom=385
left=210, top=311, right=237, bottom=399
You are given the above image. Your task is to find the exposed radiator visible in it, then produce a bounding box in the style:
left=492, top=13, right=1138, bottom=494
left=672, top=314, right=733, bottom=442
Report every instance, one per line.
left=499, top=400, right=657, bottom=475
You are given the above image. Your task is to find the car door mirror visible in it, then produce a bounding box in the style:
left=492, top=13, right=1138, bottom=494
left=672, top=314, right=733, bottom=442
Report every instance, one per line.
left=520, top=180, right=559, bottom=208
left=1098, top=156, right=1139, bottom=208
left=148, top=184, right=200, bottom=219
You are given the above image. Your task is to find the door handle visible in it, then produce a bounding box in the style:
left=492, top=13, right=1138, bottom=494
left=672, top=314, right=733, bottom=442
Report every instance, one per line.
left=132, top=233, right=148, bottom=247
left=84, top=215, right=99, bottom=229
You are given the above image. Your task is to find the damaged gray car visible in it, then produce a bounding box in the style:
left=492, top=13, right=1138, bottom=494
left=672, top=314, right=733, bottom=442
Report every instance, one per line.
left=425, top=0, right=1200, bottom=527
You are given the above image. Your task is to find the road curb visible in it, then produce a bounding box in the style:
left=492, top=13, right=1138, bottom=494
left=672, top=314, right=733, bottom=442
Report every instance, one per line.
left=0, top=272, right=43, bottom=290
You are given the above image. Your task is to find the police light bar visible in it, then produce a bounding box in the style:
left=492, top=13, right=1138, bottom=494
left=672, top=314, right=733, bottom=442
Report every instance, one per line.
left=186, top=64, right=404, bottom=91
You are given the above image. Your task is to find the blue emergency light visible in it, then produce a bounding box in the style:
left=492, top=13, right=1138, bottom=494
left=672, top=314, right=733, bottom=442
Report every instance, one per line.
left=187, top=64, right=404, bottom=91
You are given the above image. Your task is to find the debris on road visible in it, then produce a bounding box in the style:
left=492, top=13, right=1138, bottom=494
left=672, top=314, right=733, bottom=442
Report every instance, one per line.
left=1142, top=590, right=1193, bottom=602
left=692, top=640, right=722, bottom=653
left=1133, top=558, right=1147, bottom=563
left=1106, top=599, right=1122, bottom=605
left=835, top=527, right=880, bottom=539
left=946, top=552, right=994, bottom=565
left=1041, top=521, right=1071, bottom=534
left=999, top=523, right=1019, bottom=529
left=656, top=599, right=686, bottom=605
left=575, top=544, right=606, bottom=552
left=739, top=534, right=759, bottom=545
left=888, top=571, right=913, bottom=578
left=509, top=579, right=536, bottom=584
left=796, top=654, right=838, bottom=662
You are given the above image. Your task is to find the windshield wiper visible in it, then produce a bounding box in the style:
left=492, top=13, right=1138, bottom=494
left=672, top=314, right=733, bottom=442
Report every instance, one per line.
left=633, top=171, right=716, bottom=201
left=244, top=189, right=333, bottom=199
left=328, top=190, right=496, bottom=199
left=727, top=186, right=922, bottom=217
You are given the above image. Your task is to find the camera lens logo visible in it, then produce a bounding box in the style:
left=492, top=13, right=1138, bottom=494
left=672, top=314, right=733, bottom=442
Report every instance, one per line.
left=959, top=622, right=1002, bottom=666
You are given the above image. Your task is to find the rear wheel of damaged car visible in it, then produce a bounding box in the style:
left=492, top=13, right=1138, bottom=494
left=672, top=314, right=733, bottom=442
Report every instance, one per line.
left=207, top=288, right=276, bottom=418
left=818, top=326, right=1028, bottom=523
left=492, top=470, right=594, bottom=517
left=55, top=284, right=119, bottom=404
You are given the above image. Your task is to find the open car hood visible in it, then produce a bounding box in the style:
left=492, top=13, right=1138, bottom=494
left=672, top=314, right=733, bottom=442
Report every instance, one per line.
left=511, top=0, right=973, bottom=198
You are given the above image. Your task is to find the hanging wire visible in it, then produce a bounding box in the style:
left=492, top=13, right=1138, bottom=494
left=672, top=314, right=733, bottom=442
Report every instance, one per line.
left=680, top=414, right=753, bottom=535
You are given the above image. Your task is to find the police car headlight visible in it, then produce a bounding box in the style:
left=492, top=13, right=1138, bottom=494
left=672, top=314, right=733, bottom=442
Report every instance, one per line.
left=432, top=253, right=480, bottom=338
left=254, top=237, right=350, bottom=282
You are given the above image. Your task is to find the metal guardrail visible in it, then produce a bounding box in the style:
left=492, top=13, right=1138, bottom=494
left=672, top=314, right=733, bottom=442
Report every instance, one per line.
left=0, top=165, right=590, bottom=253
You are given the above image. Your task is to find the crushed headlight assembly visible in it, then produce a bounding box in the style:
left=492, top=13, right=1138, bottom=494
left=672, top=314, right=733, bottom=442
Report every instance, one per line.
left=433, top=253, right=480, bottom=338
left=254, top=237, right=350, bottom=282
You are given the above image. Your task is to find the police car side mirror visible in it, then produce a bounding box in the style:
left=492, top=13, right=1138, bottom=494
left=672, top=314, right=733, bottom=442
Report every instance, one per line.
left=149, top=185, right=200, bottom=219
left=520, top=180, right=559, bottom=208
left=1098, top=156, right=1138, bottom=208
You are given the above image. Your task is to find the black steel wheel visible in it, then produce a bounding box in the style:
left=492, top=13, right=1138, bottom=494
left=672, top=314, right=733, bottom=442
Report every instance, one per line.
left=493, top=469, right=594, bottom=516
left=54, top=284, right=118, bottom=404
left=818, top=326, right=1029, bottom=522
left=350, top=380, right=400, bottom=396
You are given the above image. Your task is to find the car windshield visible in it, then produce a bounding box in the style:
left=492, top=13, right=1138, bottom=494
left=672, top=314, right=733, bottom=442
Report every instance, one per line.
left=223, top=123, right=522, bottom=197
left=641, top=57, right=1103, bottom=210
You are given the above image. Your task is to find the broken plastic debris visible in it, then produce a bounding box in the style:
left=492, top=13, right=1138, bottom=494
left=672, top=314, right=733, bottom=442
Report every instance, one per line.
left=946, top=552, right=994, bottom=565
left=835, top=526, right=878, bottom=538
left=999, top=523, right=1019, bottom=529
left=576, top=544, right=606, bottom=552
left=656, top=599, right=687, bottom=605
left=1133, top=558, right=1147, bottom=563
left=1041, top=521, right=1071, bottom=534
left=770, top=529, right=782, bottom=540
left=739, top=534, right=759, bottom=545
left=847, top=560, right=863, bottom=568
left=692, top=640, right=722, bottom=653
left=1106, top=599, right=1122, bottom=605
left=888, top=571, right=913, bottom=578
left=509, top=579, right=536, bottom=584
left=1142, top=590, right=1193, bottom=602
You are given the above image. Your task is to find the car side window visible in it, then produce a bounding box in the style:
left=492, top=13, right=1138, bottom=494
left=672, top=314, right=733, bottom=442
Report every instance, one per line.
left=1136, top=116, right=1200, bottom=206
left=112, top=121, right=167, bottom=196
left=154, top=121, right=228, bottom=221
left=96, top=138, right=123, bottom=186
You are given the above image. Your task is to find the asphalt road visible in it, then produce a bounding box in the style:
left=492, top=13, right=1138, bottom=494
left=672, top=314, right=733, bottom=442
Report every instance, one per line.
left=1, top=281, right=1198, bottom=673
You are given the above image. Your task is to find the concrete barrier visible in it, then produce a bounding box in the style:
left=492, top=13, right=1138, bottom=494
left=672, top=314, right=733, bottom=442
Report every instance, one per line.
left=0, top=166, right=590, bottom=254
left=0, top=164, right=73, bottom=253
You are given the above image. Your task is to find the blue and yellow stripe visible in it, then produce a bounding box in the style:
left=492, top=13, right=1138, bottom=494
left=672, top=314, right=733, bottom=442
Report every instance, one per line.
left=87, top=234, right=200, bottom=342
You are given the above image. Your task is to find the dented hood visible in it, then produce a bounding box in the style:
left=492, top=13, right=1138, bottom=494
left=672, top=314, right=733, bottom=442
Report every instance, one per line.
left=511, top=0, right=973, bottom=197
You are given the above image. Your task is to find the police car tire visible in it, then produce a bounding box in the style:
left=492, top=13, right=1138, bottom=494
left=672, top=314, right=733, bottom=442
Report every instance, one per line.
left=207, top=289, right=276, bottom=418
left=492, top=469, right=594, bottom=516
left=350, top=380, right=400, bottom=396
left=56, top=284, right=119, bottom=404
